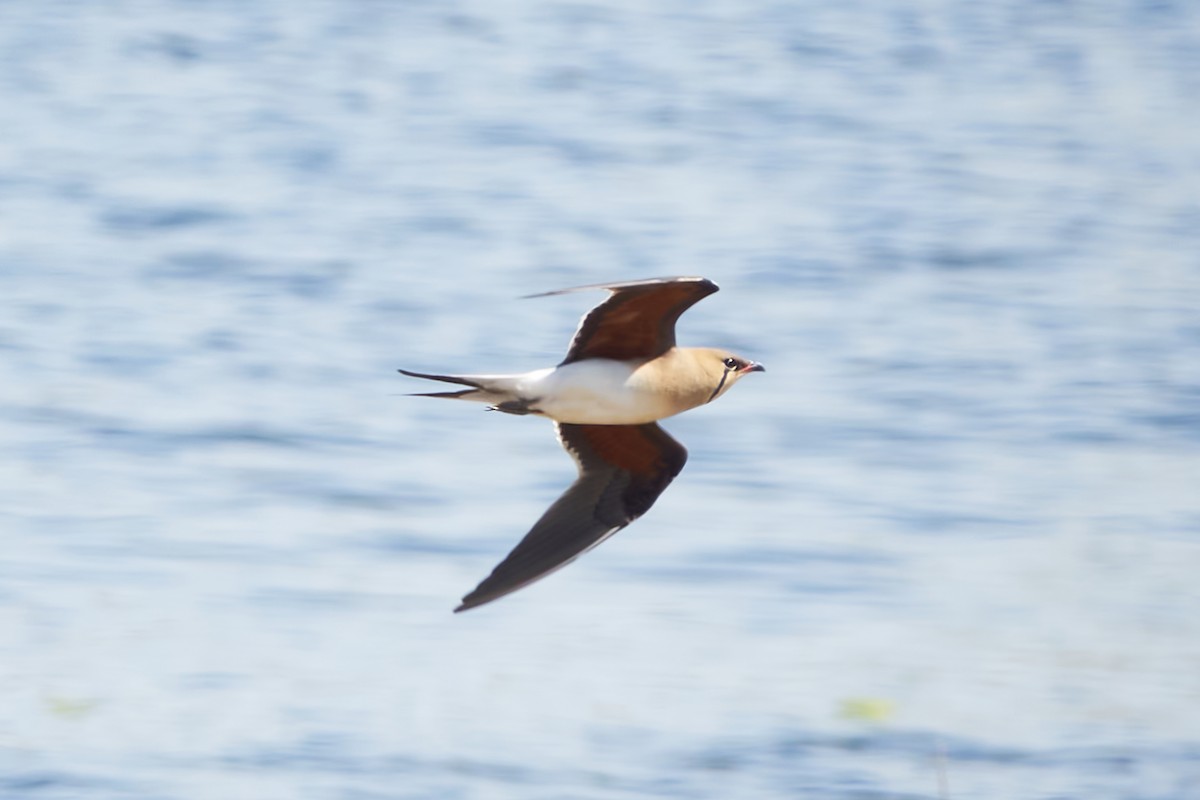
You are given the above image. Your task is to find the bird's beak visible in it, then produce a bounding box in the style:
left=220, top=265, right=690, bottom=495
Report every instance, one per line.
left=740, top=361, right=765, bottom=373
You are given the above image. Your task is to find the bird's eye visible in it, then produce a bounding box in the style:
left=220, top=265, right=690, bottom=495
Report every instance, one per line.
left=722, top=357, right=739, bottom=369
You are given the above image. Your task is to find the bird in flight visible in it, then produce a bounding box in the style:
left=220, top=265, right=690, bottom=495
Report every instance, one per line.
left=400, top=276, right=764, bottom=612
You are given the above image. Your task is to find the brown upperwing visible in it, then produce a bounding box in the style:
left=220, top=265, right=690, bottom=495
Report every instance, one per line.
left=542, top=276, right=719, bottom=364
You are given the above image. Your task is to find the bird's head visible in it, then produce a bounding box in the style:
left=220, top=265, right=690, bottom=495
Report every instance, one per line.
left=698, top=349, right=765, bottom=403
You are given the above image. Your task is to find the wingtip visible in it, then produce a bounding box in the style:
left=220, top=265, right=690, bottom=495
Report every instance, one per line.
left=453, top=594, right=487, bottom=613
left=454, top=581, right=523, bottom=613
left=455, top=585, right=490, bottom=612
left=522, top=276, right=717, bottom=299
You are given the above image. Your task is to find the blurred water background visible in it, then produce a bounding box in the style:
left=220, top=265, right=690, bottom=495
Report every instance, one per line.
left=3, top=1, right=1200, bottom=798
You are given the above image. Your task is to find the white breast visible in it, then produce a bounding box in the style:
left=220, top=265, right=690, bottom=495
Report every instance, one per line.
left=519, top=360, right=673, bottom=425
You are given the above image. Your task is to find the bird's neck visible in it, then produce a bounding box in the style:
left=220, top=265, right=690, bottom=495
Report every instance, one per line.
left=633, top=348, right=722, bottom=412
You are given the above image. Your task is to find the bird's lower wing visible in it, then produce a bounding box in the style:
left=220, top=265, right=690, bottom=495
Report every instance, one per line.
left=454, top=423, right=687, bottom=612
left=454, top=469, right=626, bottom=612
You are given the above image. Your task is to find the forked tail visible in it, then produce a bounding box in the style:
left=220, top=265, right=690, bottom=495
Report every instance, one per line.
left=397, top=368, right=521, bottom=406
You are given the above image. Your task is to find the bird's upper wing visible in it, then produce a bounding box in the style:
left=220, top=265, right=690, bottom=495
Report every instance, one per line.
left=529, top=276, right=718, bottom=364
left=454, top=422, right=688, bottom=612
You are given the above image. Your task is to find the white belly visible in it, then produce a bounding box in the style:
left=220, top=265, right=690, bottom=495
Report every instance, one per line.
left=519, top=361, right=673, bottom=425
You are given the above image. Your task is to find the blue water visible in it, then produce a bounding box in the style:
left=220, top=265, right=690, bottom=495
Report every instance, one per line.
left=3, top=2, right=1200, bottom=798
